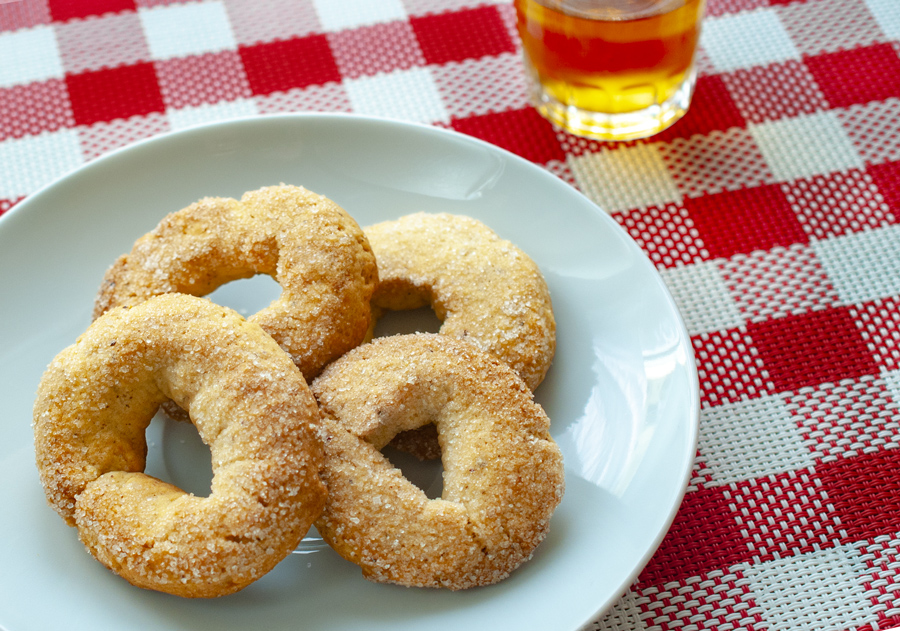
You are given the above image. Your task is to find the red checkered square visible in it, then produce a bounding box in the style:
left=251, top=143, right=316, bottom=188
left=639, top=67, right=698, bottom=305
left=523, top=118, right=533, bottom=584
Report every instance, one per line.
left=746, top=307, right=880, bottom=393
left=805, top=43, right=900, bottom=109
left=239, top=34, right=340, bottom=97
left=658, top=128, right=775, bottom=199
left=328, top=20, right=424, bottom=80
left=720, top=244, right=840, bottom=322
left=682, top=183, right=808, bottom=259
left=65, top=62, right=164, bottom=126
left=857, top=536, right=900, bottom=627
left=638, top=486, right=752, bottom=586
left=868, top=160, right=900, bottom=218
left=0, top=197, right=24, bottom=217
left=451, top=107, right=565, bottom=164
left=613, top=202, right=708, bottom=269
left=693, top=327, right=771, bottom=408
left=0, top=79, right=73, bottom=141
left=155, top=51, right=251, bottom=109
left=727, top=468, right=838, bottom=562
left=637, top=570, right=767, bottom=631
left=48, top=0, right=134, bottom=21
left=54, top=10, right=148, bottom=74
left=851, top=296, right=900, bottom=373
left=0, top=0, right=52, bottom=31
left=224, top=0, right=322, bottom=47
left=786, top=375, right=900, bottom=462
left=783, top=168, right=895, bottom=240
left=818, top=448, right=900, bottom=542
left=76, top=111, right=169, bottom=161
left=837, top=98, right=900, bottom=166
left=654, top=75, right=746, bottom=142
left=720, top=60, right=829, bottom=124
left=410, top=5, right=514, bottom=65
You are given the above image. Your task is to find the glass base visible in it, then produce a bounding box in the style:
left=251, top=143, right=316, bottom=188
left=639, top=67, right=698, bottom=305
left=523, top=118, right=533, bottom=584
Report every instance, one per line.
left=529, top=68, right=697, bottom=142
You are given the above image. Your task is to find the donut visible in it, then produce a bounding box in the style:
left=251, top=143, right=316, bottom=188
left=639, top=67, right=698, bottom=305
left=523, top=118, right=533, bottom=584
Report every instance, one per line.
left=33, top=294, right=326, bottom=598
left=365, top=212, right=555, bottom=391
left=310, top=334, right=565, bottom=590
left=94, top=184, right=377, bottom=381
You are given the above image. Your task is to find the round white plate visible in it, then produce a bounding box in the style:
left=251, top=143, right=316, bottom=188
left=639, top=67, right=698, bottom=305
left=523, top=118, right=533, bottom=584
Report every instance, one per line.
left=0, top=114, right=698, bottom=631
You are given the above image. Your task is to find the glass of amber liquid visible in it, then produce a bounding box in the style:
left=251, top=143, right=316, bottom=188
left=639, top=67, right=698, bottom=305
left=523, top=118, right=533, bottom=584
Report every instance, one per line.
left=515, top=0, right=706, bottom=141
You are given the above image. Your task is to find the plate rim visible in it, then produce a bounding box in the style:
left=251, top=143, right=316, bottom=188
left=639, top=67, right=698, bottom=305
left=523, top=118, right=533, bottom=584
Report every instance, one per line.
left=0, top=112, right=701, bottom=629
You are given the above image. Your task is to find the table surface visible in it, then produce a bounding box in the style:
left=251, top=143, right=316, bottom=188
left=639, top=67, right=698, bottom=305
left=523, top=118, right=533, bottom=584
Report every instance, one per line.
left=2, top=0, right=900, bottom=629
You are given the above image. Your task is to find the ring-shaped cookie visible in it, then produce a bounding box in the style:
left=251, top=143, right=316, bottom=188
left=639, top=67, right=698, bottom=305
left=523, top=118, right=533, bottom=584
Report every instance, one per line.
left=365, top=212, right=555, bottom=391
left=311, top=333, right=565, bottom=590
left=95, top=184, right=377, bottom=380
left=33, top=294, right=326, bottom=598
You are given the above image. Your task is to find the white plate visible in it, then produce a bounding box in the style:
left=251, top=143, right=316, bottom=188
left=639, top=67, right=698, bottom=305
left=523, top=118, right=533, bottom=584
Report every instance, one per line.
left=0, top=114, right=698, bottom=631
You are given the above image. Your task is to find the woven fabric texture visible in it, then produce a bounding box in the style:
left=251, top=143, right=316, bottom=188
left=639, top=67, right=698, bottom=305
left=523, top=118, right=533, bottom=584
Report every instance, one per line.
left=2, top=0, right=899, bottom=629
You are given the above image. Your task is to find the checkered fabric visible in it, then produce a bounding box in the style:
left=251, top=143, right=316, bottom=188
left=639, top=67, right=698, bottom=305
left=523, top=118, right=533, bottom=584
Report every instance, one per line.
left=2, top=0, right=899, bottom=628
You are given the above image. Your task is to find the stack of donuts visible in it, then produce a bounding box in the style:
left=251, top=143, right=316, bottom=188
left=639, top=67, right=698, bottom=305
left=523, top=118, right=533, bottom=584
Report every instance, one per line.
left=33, top=184, right=565, bottom=598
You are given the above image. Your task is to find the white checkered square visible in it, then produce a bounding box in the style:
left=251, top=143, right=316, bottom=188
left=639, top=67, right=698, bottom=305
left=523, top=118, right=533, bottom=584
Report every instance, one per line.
left=700, top=8, right=800, bottom=72
left=698, top=395, right=815, bottom=486
left=838, top=98, right=900, bottom=166
left=403, top=0, right=508, bottom=17
left=0, top=130, right=82, bottom=198
left=140, top=1, right=236, bottom=61
left=313, top=0, right=406, bottom=31
left=741, top=546, right=877, bottom=631
left=658, top=128, right=775, bottom=198
left=719, top=244, right=840, bottom=322
left=886, top=368, right=900, bottom=404
left=568, top=143, right=681, bottom=213
left=777, top=0, right=886, bottom=56
left=866, top=0, right=900, bottom=40
left=588, top=589, right=647, bottom=631
left=659, top=261, right=744, bottom=336
left=430, top=53, right=527, bottom=120
left=851, top=297, right=900, bottom=372
left=812, top=224, right=900, bottom=304
left=223, top=0, right=322, bottom=46
left=168, top=98, right=258, bottom=130
left=750, top=111, right=863, bottom=182
left=55, top=12, right=150, bottom=74
left=786, top=376, right=900, bottom=462
left=76, top=112, right=170, bottom=162
left=345, top=67, right=447, bottom=124
left=0, top=25, right=62, bottom=88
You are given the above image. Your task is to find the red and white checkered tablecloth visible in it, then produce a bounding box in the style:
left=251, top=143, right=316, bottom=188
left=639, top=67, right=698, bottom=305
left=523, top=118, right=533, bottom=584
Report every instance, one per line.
left=3, top=0, right=900, bottom=629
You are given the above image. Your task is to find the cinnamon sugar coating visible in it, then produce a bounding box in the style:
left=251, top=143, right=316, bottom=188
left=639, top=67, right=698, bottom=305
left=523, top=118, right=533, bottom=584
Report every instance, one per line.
left=94, top=184, right=377, bottom=381
left=33, top=294, right=326, bottom=598
left=311, top=334, right=565, bottom=590
left=365, top=213, right=555, bottom=391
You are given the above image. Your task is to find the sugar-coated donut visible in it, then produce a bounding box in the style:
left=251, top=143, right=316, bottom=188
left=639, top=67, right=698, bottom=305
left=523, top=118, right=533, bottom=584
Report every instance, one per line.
left=311, top=334, right=565, bottom=590
left=365, top=212, right=555, bottom=391
left=94, top=184, right=377, bottom=381
left=33, top=294, right=327, bottom=598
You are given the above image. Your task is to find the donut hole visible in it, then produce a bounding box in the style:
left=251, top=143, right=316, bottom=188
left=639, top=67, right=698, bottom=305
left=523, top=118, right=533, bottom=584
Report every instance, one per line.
left=205, top=273, right=282, bottom=317
left=380, top=440, right=444, bottom=499
left=144, top=409, right=214, bottom=497
left=372, top=306, right=443, bottom=339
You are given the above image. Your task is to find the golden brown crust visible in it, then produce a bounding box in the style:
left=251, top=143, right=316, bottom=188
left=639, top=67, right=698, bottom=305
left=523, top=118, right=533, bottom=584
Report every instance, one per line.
left=33, top=294, right=326, bottom=598
left=94, top=184, right=378, bottom=381
left=311, top=334, right=565, bottom=590
left=365, top=212, right=555, bottom=391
